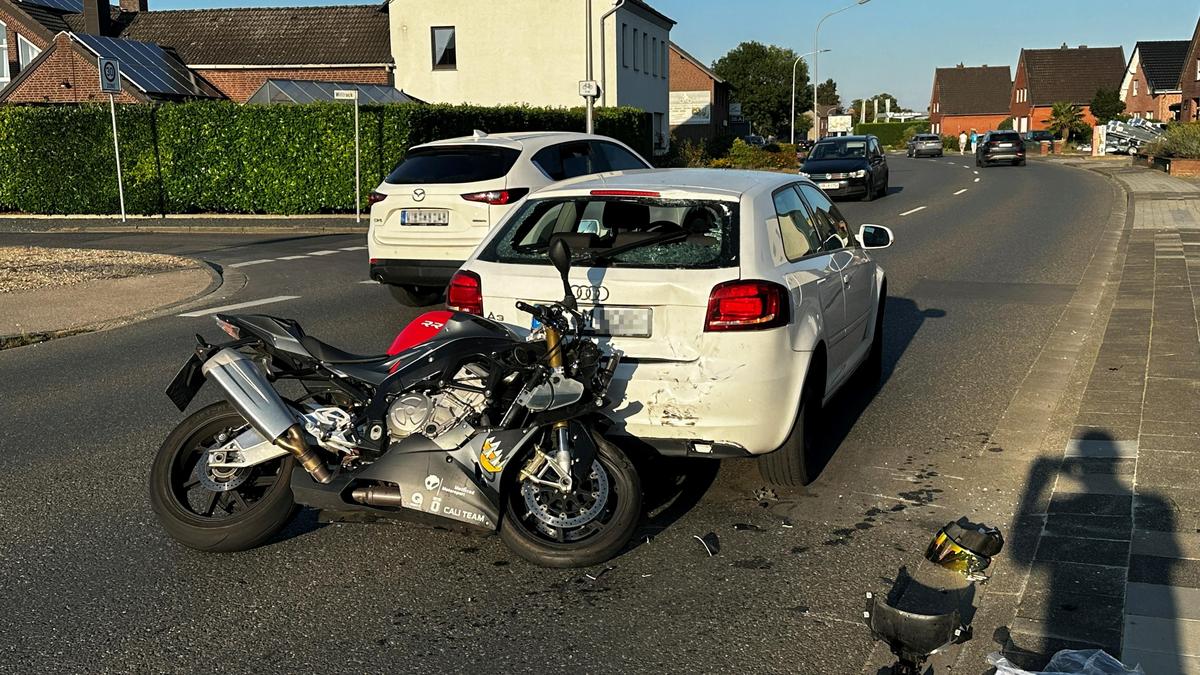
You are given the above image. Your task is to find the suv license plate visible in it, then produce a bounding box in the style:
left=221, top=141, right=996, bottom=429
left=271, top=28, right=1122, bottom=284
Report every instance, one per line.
left=400, top=209, right=449, bottom=225
left=818, top=182, right=839, bottom=190
left=583, top=306, right=652, bottom=338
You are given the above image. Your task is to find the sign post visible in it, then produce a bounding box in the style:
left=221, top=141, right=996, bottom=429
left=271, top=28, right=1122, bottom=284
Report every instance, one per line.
left=99, top=58, right=125, bottom=222
left=334, top=89, right=361, bottom=223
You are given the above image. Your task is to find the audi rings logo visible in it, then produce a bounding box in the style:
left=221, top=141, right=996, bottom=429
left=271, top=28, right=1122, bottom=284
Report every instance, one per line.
left=572, top=285, right=609, bottom=302
left=412, top=188, right=426, bottom=201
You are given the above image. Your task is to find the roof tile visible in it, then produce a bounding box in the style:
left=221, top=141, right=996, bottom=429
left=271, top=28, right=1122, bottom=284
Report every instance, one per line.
left=934, top=65, right=1012, bottom=115
left=1023, top=46, right=1125, bottom=105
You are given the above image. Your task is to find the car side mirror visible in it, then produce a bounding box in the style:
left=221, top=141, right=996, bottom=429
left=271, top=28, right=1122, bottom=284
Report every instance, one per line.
left=548, top=237, right=577, bottom=310
left=857, top=224, right=894, bottom=250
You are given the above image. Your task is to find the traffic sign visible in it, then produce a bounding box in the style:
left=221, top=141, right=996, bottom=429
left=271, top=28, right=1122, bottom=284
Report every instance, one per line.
left=334, top=89, right=359, bottom=101
left=99, top=58, right=121, bottom=94
left=578, top=80, right=600, bottom=98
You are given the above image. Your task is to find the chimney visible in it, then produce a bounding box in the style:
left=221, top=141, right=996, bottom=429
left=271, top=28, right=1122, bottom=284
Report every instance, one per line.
left=1078, top=45, right=1087, bottom=49
left=119, top=0, right=147, bottom=12
left=82, top=0, right=112, bottom=35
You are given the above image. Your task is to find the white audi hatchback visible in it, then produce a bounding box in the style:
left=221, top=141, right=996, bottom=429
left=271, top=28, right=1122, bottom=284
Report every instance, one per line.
left=367, top=131, right=649, bottom=306
left=451, top=168, right=893, bottom=485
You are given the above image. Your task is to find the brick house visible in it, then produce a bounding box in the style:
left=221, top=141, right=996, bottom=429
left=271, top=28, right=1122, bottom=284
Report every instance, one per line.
left=1120, top=40, right=1188, bottom=121
left=1009, top=44, right=1125, bottom=132
left=1178, top=16, right=1200, bottom=121
left=928, top=64, right=1012, bottom=136
left=667, top=41, right=728, bottom=143
left=0, top=0, right=393, bottom=104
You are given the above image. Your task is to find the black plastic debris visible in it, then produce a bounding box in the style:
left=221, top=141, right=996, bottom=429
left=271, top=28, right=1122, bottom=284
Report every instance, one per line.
left=733, top=523, right=762, bottom=532
left=694, top=532, right=720, bottom=556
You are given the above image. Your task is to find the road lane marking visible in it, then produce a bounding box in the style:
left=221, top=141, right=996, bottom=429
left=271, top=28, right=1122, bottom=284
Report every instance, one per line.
left=179, top=296, right=301, bottom=318
left=974, top=178, right=980, bottom=182
left=954, top=189, right=968, bottom=195
left=308, top=250, right=339, bottom=256
left=899, top=206, right=927, bottom=216
left=358, top=280, right=378, bottom=285
left=973, top=170, right=979, bottom=175
left=340, top=246, right=367, bottom=251
left=228, top=259, right=273, bottom=268
left=278, top=255, right=309, bottom=260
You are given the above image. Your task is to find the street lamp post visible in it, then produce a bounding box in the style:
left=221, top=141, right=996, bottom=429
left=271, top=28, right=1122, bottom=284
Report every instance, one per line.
left=812, top=0, right=871, bottom=140
left=791, top=49, right=830, bottom=144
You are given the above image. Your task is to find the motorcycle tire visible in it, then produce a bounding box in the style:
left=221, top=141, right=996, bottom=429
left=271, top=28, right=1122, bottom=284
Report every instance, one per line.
left=500, top=431, right=641, bottom=568
left=150, top=402, right=297, bottom=553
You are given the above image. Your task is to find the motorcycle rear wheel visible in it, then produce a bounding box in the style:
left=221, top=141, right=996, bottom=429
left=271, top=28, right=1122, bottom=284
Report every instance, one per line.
left=500, top=431, right=641, bottom=568
left=149, top=402, right=297, bottom=552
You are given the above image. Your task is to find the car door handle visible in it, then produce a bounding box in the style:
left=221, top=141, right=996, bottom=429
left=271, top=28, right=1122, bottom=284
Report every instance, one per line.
left=816, top=277, right=830, bottom=285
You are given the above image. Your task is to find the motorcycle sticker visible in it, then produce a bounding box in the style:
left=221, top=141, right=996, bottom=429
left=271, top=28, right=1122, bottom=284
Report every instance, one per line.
left=480, top=437, right=506, bottom=474
left=424, top=474, right=442, bottom=491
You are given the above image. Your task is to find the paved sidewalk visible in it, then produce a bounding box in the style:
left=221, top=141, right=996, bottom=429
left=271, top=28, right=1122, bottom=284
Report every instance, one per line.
left=1001, top=166, right=1200, bottom=673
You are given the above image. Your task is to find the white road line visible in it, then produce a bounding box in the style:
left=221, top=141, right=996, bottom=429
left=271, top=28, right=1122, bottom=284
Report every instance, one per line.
left=899, top=206, right=927, bottom=216
left=228, top=259, right=274, bottom=268
left=358, top=280, right=378, bottom=285
left=308, top=250, right=339, bottom=256
left=278, top=255, right=309, bottom=260
left=973, top=170, right=979, bottom=175
left=974, top=177, right=980, bottom=183
left=179, top=296, right=301, bottom=318
left=954, top=188, right=968, bottom=195
left=340, top=246, right=367, bottom=251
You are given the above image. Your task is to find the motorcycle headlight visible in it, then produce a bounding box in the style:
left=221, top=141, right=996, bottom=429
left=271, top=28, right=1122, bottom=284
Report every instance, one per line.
left=850, top=169, right=867, bottom=179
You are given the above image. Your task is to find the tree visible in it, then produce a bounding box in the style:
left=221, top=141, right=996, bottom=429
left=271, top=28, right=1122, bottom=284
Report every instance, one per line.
left=816, top=78, right=840, bottom=107
left=1047, top=101, right=1084, bottom=141
left=712, top=41, right=811, bottom=138
left=1090, top=87, right=1125, bottom=124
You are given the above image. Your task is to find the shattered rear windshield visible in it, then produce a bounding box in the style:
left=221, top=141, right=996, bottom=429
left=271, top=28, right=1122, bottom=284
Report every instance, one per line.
left=479, top=197, right=739, bottom=268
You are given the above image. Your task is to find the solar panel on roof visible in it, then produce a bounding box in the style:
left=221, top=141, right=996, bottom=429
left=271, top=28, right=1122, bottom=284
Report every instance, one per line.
left=247, top=79, right=422, bottom=106
left=16, top=0, right=84, bottom=13
left=71, top=33, right=212, bottom=99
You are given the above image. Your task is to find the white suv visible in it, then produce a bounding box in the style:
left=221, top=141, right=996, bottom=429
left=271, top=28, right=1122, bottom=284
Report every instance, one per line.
left=367, top=131, right=650, bottom=306
left=451, top=168, right=893, bottom=485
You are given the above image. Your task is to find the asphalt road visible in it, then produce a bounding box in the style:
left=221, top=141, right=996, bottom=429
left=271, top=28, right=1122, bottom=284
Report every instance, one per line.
left=0, top=155, right=1116, bottom=674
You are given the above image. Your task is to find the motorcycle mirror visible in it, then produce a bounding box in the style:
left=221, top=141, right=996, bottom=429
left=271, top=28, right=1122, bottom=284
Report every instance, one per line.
left=549, top=237, right=577, bottom=310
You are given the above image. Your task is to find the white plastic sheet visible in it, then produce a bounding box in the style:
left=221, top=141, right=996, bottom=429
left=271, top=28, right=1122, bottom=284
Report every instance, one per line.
left=987, top=649, right=1144, bottom=675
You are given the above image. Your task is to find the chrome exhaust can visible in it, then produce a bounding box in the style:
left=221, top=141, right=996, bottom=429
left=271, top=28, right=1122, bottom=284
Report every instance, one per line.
left=201, top=349, right=298, bottom=442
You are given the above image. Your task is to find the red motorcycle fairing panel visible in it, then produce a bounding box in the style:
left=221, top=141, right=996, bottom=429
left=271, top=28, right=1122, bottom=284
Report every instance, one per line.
left=388, top=311, right=454, bottom=356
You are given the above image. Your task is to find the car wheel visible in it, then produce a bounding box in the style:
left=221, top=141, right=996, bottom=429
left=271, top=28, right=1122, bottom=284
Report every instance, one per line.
left=758, top=371, right=820, bottom=487
left=861, top=175, right=875, bottom=202
left=858, top=295, right=885, bottom=385
left=880, top=175, right=889, bottom=197
left=1017, top=159, right=1026, bottom=166
left=389, top=284, right=442, bottom=307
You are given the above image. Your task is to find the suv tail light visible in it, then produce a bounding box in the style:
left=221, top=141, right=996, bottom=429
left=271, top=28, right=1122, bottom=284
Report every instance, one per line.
left=367, top=191, right=388, bottom=206
left=461, top=188, right=529, bottom=205
left=446, top=270, right=483, bottom=315
left=704, top=280, right=790, bottom=332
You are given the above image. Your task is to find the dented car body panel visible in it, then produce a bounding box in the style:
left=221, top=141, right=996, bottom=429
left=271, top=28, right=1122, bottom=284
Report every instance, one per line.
left=459, top=168, right=888, bottom=456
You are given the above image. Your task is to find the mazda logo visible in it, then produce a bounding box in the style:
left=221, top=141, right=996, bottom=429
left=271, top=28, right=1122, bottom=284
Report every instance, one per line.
left=412, top=188, right=426, bottom=202
left=572, top=285, right=609, bottom=302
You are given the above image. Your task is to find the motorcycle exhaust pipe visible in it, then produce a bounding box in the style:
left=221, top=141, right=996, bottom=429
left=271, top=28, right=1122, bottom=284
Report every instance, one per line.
left=350, top=485, right=405, bottom=508
left=201, top=349, right=332, bottom=484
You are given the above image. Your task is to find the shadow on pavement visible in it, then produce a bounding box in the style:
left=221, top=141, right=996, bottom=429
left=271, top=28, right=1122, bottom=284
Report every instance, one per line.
left=1000, top=431, right=1180, bottom=672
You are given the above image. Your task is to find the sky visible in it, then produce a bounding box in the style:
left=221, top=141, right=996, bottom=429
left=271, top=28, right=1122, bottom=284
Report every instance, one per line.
left=149, top=0, right=1200, bottom=111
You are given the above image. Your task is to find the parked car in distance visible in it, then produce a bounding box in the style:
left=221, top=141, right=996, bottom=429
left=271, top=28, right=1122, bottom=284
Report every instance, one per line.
left=800, top=135, right=890, bottom=201
left=906, top=133, right=943, bottom=158
left=743, top=134, right=767, bottom=148
left=452, top=168, right=894, bottom=486
left=1024, top=130, right=1056, bottom=144
left=367, top=131, right=651, bottom=306
left=976, top=130, right=1026, bottom=167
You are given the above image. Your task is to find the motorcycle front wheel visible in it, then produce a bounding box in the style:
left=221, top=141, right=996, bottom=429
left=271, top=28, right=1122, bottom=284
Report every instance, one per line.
left=149, top=402, right=297, bottom=552
left=500, top=430, right=641, bottom=568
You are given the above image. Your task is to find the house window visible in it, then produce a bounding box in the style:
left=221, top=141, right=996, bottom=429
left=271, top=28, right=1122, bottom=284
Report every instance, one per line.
left=661, top=41, right=667, bottom=78
left=18, top=35, right=40, bottom=69
left=632, top=29, right=639, bottom=70
left=0, top=22, right=9, bottom=88
left=643, top=32, right=649, bottom=75
left=431, top=26, right=456, bottom=70
left=651, top=37, right=657, bottom=76
left=1196, top=58, right=1199, bottom=80
left=1132, top=79, right=1138, bottom=96
left=621, top=23, right=628, bottom=67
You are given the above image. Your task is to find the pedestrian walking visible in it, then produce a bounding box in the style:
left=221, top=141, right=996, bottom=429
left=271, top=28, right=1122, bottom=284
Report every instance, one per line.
left=958, top=131, right=968, bottom=155
left=969, top=129, right=978, bottom=153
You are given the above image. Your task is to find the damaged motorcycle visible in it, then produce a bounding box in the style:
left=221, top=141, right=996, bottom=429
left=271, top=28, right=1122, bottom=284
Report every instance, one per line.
left=150, top=239, right=641, bottom=567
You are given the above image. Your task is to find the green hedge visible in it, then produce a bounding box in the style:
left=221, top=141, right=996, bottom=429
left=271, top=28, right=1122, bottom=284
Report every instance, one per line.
left=851, top=121, right=931, bottom=147
left=0, top=102, right=650, bottom=215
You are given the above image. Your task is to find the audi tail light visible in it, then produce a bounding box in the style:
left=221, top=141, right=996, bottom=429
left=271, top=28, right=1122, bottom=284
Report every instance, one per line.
left=461, top=188, right=529, bottom=205
left=446, top=270, right=483, bottom=315
left=704, top=280, right=790, bottom=332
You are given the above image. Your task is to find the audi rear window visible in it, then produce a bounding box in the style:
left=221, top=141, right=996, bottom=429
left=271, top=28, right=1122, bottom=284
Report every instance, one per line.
left=385, top=145, right=520, bottom=185
left=479, top=197, right=738, bottom=269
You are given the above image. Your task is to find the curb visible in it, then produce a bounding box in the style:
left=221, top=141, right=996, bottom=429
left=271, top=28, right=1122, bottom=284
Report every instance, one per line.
left=0, top=258, right=226, bottom=351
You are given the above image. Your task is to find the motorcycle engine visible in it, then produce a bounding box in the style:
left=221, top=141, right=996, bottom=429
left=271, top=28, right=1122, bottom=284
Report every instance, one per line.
left=387, top=363, right=489, bottom=440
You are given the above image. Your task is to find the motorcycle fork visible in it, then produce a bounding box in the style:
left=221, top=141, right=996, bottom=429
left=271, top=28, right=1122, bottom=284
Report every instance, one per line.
left=543, top=324, right=574, bottom=490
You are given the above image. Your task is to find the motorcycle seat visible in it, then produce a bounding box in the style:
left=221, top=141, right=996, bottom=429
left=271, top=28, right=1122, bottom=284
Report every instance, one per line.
left=300, top=335, right=391, bottom=365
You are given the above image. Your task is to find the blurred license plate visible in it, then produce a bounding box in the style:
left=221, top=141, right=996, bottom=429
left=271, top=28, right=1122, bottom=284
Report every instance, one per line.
left=400, top=209, right=449, bottom=225
left=583, top=306, right=652, bottom=338
left=818, top=182, right=839, bottom=190
left=998, top=143, right=1013, bottom=148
